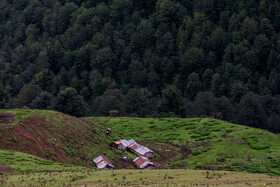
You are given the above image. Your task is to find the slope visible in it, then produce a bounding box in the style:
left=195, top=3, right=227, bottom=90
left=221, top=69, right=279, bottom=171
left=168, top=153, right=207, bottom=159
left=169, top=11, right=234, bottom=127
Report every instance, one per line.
left=87, top=117, right=280, bottom=175
left=1, top=109, right=280, bottom=175
left=0, top=109, right=122, bottom=167
left=0, top=149, right=87, bottom=173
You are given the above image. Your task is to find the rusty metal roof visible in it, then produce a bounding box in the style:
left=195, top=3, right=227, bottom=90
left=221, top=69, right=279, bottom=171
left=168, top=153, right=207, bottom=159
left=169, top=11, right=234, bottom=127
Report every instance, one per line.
left=112, top=139, right=153, bottom=157
left=130, top=144, right=153, bottom=156
left=133, top=156, right=154, bottom=169
left=93, top=156, right=114, bottom=169
left=127, top=140, right=138, bottom=148
left=123, top=139, right=137, bottom=147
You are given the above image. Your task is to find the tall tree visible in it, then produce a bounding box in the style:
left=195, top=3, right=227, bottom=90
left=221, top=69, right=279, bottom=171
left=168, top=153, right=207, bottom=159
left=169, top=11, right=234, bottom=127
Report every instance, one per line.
left=236, top=92, right=267, bottom=128
left=53, top=87, right=88, bottom=117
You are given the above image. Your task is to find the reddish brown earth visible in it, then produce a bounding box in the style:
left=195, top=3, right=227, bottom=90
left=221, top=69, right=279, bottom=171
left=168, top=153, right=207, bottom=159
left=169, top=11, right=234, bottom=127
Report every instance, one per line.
left=0, top=112, right=104, bottom=165
left=0, top=115, right=71, bottom=163
left=114, top=157, right=135, bottom=169
left=0, top=113, right=15, bottom=124
left=138, top=141, right=192, bottom=169
left=0, top=164, right=14, bottom=173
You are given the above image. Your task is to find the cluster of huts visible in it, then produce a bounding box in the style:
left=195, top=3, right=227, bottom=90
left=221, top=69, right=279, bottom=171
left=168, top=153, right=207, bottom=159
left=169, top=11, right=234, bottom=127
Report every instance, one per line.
left=93, top=139, right=155, bottom=169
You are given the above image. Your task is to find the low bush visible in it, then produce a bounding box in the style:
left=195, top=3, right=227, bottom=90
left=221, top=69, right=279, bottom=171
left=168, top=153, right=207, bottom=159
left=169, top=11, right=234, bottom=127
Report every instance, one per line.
left=45, top=151, right=50, bottom=159
left=246, top=139, right=270, bottom=150
left=194, top=162, right=204, bottom=169
left=247, top=163, right=267, bottom=173
left=249, top=142, right=269, bottom=150
left=270, top=159, right=280, bottom=168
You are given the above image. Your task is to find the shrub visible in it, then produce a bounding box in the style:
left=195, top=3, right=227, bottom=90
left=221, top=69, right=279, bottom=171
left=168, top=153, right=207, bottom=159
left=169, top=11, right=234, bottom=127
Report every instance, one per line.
left=45, top=151, right=50, bottom=159
left=109, top=110, right=119, bottom=117
left=247, top=163, right=267, bottom=173
left=246, top=139, right=269, bottom=150
left=270, top=159, right=280, bottom=168
left=194, top=162, right=204, bottom=169
left=249, top=142, right=269, bottom=150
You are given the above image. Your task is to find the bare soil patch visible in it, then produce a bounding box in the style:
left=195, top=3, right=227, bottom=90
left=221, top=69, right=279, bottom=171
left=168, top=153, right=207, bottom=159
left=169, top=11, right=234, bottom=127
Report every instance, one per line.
left=0, top=115, right=72, bottom=164
left=0, top=164, right=14, bottom=173
left=114, top=157, right=135, bottom=169
left=0, top=113, right=15, bottom=124
left=138, top=141, right=192, bottom=169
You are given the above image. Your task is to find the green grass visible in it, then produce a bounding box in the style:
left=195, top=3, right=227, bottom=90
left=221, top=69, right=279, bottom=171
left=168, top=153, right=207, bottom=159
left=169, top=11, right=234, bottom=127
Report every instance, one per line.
left=0, top=109, right=130, bottom=168
left=1, top=148, right=280, bottom=186
left=2, top=169, right=280, bottom=186
left=0, top=149, right=88, bottom=172
left=1, top=109, right=280, bottom=177
left=0, top=109, right=56, bottom=126
left=86, top=117, right=280, bottom=175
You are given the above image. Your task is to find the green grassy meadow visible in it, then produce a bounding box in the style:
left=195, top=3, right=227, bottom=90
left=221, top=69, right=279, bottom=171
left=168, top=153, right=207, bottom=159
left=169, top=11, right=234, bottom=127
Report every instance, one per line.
left=2, top=168, right=280, bottom=186
left=87, top=117, right=280, bottom=175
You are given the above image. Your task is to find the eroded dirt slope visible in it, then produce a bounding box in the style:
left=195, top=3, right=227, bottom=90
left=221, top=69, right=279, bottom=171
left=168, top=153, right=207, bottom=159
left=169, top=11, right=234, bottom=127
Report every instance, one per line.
left=0, top=111, right=107, bottom=166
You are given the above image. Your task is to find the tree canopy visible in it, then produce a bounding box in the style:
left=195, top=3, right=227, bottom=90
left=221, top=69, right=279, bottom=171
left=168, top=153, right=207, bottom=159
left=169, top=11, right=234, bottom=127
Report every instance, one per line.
left=0, top=0, right=279, bottom=132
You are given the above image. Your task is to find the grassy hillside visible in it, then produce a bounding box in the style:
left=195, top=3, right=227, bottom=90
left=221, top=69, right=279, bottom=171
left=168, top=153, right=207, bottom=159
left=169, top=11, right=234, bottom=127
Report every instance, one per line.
left=87, top=117, right=280, bottom=175
left=1, top=109, right=280, bottom=176
left=0, top=109, right=126, bottom=167
left=0, top=149, right=87, bottom=173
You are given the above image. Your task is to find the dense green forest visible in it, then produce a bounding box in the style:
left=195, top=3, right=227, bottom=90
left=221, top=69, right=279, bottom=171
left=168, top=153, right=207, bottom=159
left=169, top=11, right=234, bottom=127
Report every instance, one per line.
left=0, top=0, right=279, bottom=132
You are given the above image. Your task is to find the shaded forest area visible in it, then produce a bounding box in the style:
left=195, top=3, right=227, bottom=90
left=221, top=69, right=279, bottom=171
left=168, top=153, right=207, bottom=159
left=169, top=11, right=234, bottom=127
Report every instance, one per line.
left=0, top=0, right=279, bottom=132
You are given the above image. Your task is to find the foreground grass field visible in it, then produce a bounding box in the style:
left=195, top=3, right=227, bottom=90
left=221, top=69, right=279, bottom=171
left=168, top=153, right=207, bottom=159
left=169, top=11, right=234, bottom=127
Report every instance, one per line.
left=2, top=169, right=280, bottom=186
left=1, top=149, right=280, bottom=186
left=1, top=149, right=279, bottom=186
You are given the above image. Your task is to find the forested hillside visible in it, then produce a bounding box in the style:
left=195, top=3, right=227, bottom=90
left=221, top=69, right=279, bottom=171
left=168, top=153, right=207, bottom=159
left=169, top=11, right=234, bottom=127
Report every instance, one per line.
left=0, top=0, right=279, bottom=132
